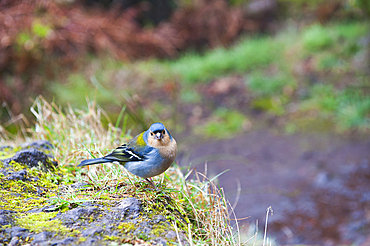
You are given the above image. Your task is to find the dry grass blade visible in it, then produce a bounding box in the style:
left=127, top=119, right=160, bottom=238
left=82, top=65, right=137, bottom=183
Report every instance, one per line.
left=30, top=95, right=128, bottom=166
left=170, top=167, right=241, bottom=245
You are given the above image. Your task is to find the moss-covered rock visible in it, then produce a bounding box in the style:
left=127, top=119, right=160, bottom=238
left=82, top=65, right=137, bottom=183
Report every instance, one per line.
left=0, top=141, right=188, bottom=246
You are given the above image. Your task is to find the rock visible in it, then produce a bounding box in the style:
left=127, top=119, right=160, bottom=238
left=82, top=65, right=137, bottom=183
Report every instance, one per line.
left=31, top=231, right=52, bottom=244
left=7, top=170, right=27, bottom=181
left=134, top=224, right=152, bottom=236
left=9, top=227, right=28, bottom=238
left=0, top=143, right=187, bottom=246
left=81, top=227, right=103, bottom=237
left=4, top=148, right=57, bottom=171
left=70, top=182, right=90, bottom=190
left=153, top=215, right=166, bottom=224
left=27, top=205, right=59, bottom=213
left=314, top=172, right=330, bottom=187
left=49, top=237, right=76, bottom=245
left=0, top=210, right=15, bottom=226
left=57, top=207, right=97, bottom=225
left=165, top=230, right=176, bottom=239
left=0, top=145, right=13, bottom=151
left=117, top=197, right=142, bottom=219
left=8, top=237, right=19, bottom=246
left=21, top=140, right=54, bottom=151
left=79, top=237, right=99, bottom=245
left=151, top=237, right=168, bottom=246
left=0, top=168, right=9, bottom=176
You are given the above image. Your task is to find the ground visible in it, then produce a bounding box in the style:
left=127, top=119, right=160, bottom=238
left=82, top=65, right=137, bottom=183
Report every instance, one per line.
left=183, top=130, right=370, bottom=245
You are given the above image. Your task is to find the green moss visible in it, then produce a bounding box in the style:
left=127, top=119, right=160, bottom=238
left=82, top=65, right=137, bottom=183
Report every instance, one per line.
left=137, top=232, right=149, bottom=241
left=104, top=235, right=120, bottom=241
left=0, top=159, right=61, bottom=212
left=151, top=223, right=167, bottom=237
left=16, top=212, right=71, bottom=234
left=78, top=237, right=87, bottom=242
left=0, top=147, right=21, bottom=159
left=118, top=222, right=136, bottom=233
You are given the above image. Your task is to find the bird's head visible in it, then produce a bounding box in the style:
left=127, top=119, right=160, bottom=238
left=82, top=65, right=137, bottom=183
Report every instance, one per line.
left=147, top=122, right=173, bottom=147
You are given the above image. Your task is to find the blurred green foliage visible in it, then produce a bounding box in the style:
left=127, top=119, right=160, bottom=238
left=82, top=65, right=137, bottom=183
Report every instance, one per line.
left=351, top=0, right=370, bottom=16
left=195, top=108, right=248, bottom=139
left=15, top=20, right=52, bottom=52
left=180, top=89, right=202, bottom=104
left=32, top=22, right=52, bottom=38
left=303, top=24, right=334, bottom=52
left=334, top=22, right=369, bottom=39
left=252, top=96, right=287, bottom=116
left=247, top=72, right=295, bottom=96
left=16, top=33, right=32, bottom=46
left=301, top=84, right=370, bottom=131
left=337, top=93, right=370, bottom=130
left=165, top=37, right=281, bottom=84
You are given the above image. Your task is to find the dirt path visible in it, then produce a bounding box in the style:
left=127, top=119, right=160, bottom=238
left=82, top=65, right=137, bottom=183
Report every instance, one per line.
left=179, top=130, right=370, bottom=245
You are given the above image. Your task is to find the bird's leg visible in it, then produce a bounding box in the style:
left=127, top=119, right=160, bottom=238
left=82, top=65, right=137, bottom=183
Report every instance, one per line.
left=145, top=178, right=157, bottom=189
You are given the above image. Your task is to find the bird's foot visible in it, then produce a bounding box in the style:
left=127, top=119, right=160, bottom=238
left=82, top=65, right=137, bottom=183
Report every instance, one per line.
left=145, top=178, right=158, bottom=190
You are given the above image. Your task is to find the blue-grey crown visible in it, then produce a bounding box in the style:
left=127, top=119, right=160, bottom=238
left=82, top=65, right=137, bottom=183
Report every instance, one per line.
left=149, top=123, right=165, bottom=133
left=148, top=122, right=173, bottom=140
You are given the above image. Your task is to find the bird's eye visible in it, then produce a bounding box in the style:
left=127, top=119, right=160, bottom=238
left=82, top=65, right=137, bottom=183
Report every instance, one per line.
left=150, top=132, right=154, bottom=136
left=163, top=130, right=165, bottom=134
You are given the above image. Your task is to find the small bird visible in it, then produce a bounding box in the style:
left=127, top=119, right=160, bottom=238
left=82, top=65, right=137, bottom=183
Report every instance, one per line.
left=78, top=122, right=177, bottom=187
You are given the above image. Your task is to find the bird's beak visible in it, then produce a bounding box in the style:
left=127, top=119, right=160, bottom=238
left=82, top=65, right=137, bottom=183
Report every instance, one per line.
left=155, top=132, right=163, bottom=140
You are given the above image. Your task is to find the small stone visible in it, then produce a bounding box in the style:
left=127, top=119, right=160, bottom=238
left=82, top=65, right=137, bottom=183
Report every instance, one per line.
left=117, top=197, right=142, bottom=218
left=0, top=209, right=15, bottom=215
left=151, top=237, right=167, bottom=246
left=0, top=145, right=13, bottom=151
left=7, top=170, right=27, bottom=181
left=10, top=227, right=28, bottom=238
left=165, top=230, right=176, bottom=239
left=79, top=237, right=98, bottom=245
left=0, top=210, right=15, bottom=226
left=32, top=231, right=52, bottom=243
left=57, top=207, right=97, bottom=224
left=27, top=205, right=56, bottom=213
left=8, top=237, right=19, bottom=246
left=0, top=215, right=12, bottom=226
left=49, top=237, right=75, bottom=245
left=21, top=140, right=54, bottom=151
left=153, top=215, right=166, bottom=223
left=81, top=227, right=103, bottom=237
left=70, top=182, right=89, bottom=190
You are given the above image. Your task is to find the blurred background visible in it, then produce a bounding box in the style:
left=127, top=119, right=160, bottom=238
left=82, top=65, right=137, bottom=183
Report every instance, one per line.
left=1, top=0, right=370, bottom=245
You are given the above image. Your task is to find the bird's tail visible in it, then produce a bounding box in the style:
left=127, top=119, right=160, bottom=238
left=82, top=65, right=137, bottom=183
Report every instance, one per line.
left=78, top=158, right=111, bottom=167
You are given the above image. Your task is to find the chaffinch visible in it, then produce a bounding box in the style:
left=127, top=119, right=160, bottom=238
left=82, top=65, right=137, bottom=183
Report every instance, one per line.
left=78, top=122, right=177, bottom=187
